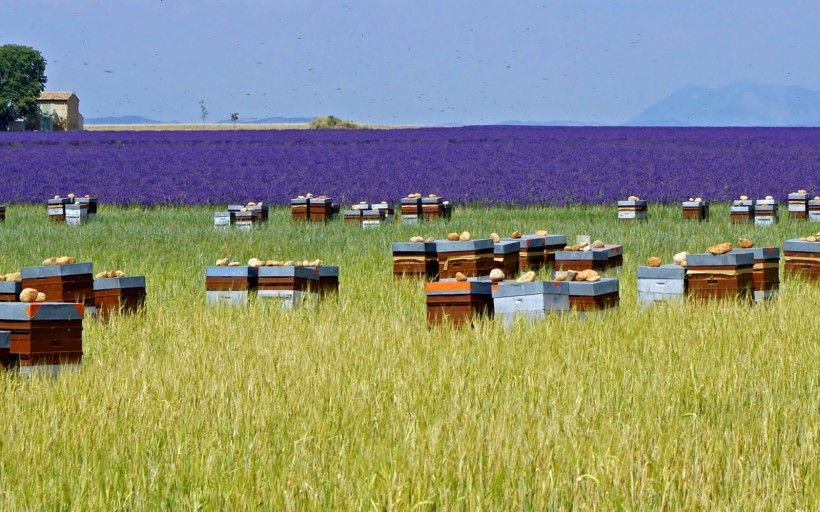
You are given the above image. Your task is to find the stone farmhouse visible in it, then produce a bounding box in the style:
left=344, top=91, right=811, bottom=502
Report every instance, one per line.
left=36, top=91, right=84, bottom=131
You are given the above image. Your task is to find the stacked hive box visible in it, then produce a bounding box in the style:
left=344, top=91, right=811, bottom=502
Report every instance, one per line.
left=371, top=202, right=395, bottom=222
left=617, top=200, right=648, bottom=221
left=21, top=263, right=95, bottom=312
left=492, top=280, right=569, bottom=327
left=730, top=199, right=755, bottom=223
left=94, top=276, right=147, bottom=319
left=362, top=209, right=385, bottom=228
left=436, top=239, right=495, bottom=280
left=64, top=203, right=88, bottom=225
left=205, top=266, right=258, bottom=306
left=421, top=197, right=444, bottom=220
left=309, top=197, right=333, bottom=222
left=506, top=235, right=546, bottom=272
left=400, top=197, right=422, bottom=224
left=343, top=208, right=362, bottom=225
left=291, top=197, right=310, bottom=221
left=0, top=330, right=9, bottom=369
left=493, top=241, right=520, bottom=277
left=0, top=302, right=84, bottom=375
left=788, top=193, right=810, bottom=220
left=233, top=210, right=255, bottom=231
left=637, top=264, right=686, bottom=306
left=686, top=252, right=754, bottom=301
left=73, top=196, right=98, bottom=221
left=250, top=203, right=268, bottom=222
left=425, top=281, right=494, bottom=325
left=735, top=247, right=780, bottom=301
left=808, top=199, right=820, bottom=223
left=0, top=281, right=21, bottom=302
left=783, top=239, right=820, bottom=281
left=682, top=200, right=709, bottom=221
left=257, top=266, right=318, bottom=308
left=47, top=197, right=71, bottom=222
left=754, top=200, right=778, bottom=226
left=392, top=241, right=438, bottom=279
left=567, top=278, right=620, bottom=313
left=555, top=245, right=623, bottom=272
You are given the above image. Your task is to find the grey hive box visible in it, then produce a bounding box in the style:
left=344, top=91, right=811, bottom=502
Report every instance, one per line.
left=617, top=200, right=648, bottom=221
left=754, top=200, right=779, bottom=226
left=492, top=280, right=570, bottom=327
left=257, top=266, right=319, bottom=308
left=64, top=204, right=88, bottom=226
left=637, top=264, right=687, bottom=306
left=808, top=200, right=820, bottom=222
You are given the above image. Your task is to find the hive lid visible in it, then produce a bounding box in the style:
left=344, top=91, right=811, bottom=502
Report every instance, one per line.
left=636, top=264, right=686, bottom=279
left=309, top=197, right=333, bottom=205
left=732, top=200, right=755, bottom=207
left=493, top=240, right=520, bottom=254
left=686, top=252, right=754, bottom=267
left=733, top=247, right=780, bottom=261
left=682, top=201, right=707, bottom=207
left=304, top=266, right=339, bottom=278
left=783, top=239, right=820, bottom=253
left=543, top=234, right=569, bottom=246
left=425, top=281, right=493, bottom=295
left=93, top=276, right=146, bottom=290
left=257, top=266, right=317, bottom=279
left=435, top=239, right=494, bottom=253
left=290, top=197, right=309, bottom=205
left=617, top=200, right=648, bottom=207
left=555, top=249, right=608, bottom=261
left=22, top=262, right=93, bottom=279
left=392, top=242, right=437, bottom=254
left=0, top=302, right=84, bottom=321
left=205, top=266, right=258, bottom=278
left=491, top=280, right=569, bottom=298
left=0, top=281, right=22, bottom=293
left=788, top=193, right=810, bottom=200
left=47, top=198, right=71, bottom=205
left=567, top=278, right=620, bottom=296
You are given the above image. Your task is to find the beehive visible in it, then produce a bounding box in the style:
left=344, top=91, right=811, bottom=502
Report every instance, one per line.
left=783, top=239, right=820, bottom=281
left=686, top=252, right=754, bottom=301
left=421, top=196, right=444, bottom=220
left=392, top=241, right=438, bottom=279
left=205, top=266, right=258, bottom=306
left=0, top=204, right=6, bottom=222
left=682, top=200, right=709, bottom=221
left=400, top=197, right=422, bottom=224
left=504, top=235, right=545, bottom=272
left=435, top=239, right=495, bottom=280
left=362, top=209, right=385, bottom=228
left=754, top=200, right=778, bottom=226
left=343, top=209, right=363, bottom=225
left=94, top=276, right=147, bottom=319
left=787, top=193, right=810, bottom=219
left=257, top=266, right=318, bottom=308
left=47, top=197, right=71, bottom=222
left=425, top=281, right=494, bottom=325
left=249, top=203, right=268, bottom=222
left=290, top=197, right=310, bottom=221
left=808, top=200, right=820, bottom=223
left=64, top=204, right=88, bottom=226
left=567, top=278, right=620, bottom=313
left=0, top=302, right=84, bottom=374
left=636, top=264, right=686, bottom=306
left=309, top=197, right=333, bottom=222
left=0, top=281, right=21, bottom=302
left=213, top=211, right=232, bottom=229
left=492, top=280, right=569, bottom=327
left=305, top=266, right=339, bottom=297
left=234, top=210, right=255, bottom=231
left=371, top=202, right=395, bottom=222
left=21, top=262, right=95, bottom=310
left=734, top=247, right=780, bottom=301
left=73, top=197, right=98, bottom=220
left=542, top=234, right=569, bottom=266
left=493, top=240, right=520, bottom=277
left=617, top=200, right=648, bottom=221
left=555, top=245, right=623, bottom=272
left=730, top=200, right=755, bottom=224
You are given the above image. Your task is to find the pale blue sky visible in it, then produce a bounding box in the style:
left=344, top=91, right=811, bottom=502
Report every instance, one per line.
left=7, top=0, right=820, bottom=124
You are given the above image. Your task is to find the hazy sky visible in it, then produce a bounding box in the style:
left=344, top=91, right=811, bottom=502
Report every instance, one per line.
left=7, top=1, right=820, bottom=125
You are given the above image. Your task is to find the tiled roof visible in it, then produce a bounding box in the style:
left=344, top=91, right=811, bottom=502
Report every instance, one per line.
left=37, top=91, right=76, bottom=101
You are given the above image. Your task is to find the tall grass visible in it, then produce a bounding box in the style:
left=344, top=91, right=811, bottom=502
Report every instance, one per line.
left=0, top=204, right=817, bottom=510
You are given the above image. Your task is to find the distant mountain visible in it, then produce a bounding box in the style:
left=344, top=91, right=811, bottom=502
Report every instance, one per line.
left=85, top=115, right=161, bottom=125
left=627, top=82, right=820, bottom=127
left=496, top=120, right=606, bottom=127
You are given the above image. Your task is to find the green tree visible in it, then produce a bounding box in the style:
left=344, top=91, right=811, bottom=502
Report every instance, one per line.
left=230, top=112, right=239, bottom=128
left=199, top=99, right=208, bottom=125
left=0, top=44, right=47, bottom=131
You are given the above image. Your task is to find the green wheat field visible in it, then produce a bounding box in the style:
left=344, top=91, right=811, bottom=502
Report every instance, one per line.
left=1, top=203, right=818, bottom=510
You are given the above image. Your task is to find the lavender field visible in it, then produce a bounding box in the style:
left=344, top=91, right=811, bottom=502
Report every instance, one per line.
left=1, top=126, right=818, bottom=205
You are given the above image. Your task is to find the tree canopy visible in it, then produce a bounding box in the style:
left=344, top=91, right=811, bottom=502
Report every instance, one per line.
left=0, top=44, right=47, bottom=130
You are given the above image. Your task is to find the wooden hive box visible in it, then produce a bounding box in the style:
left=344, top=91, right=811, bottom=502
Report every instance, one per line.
left=343, top=209, right=363, bottom=225
left=250, top=203, right=268, bottom=222
left=637, top=264, right=686, bottom=306
left=205, top=266, right=258, bottom=306
left=73, top=196, right=98, bottom=220
left=555, top=245, right=623, bottom=272
left=730, top=200, right=755, bottom=223
left=234, top=210, right=255, bottom=231
left=754, top=200, right=779, bottom=226
left=400, top=197, right=422, bottom=224
left=309, top=197, right=333, bottom=222
left=362, top=209, right=385, bottom=228
left=290, top=198, right=310, bottom=221
left=503, top=235, right=546, bottom=272
left=94, top=276, right=147, bottom=319
left=213, top=211, right=232, bottom=229
left=47, top=197, right=71, bottom=222
left=392, top=241, right=438, bottom=279
left=734, top=247, right=780, bottom=301
left=0, top=281, right=21, bottom=302
left=0, top=330, right=10, bottom=369
left=617, top=200, right=648, bottom=221
left=257, top=266, right=318, bottom=308
left=567, top=278, right=620, bottom=313
left=787, top=193, right=809, bottom=219
left=426, top=281, right=494, bottom=325
left=543, top=234, right=569, bottom=265
left=64, top=203, right=88, bottom=226
left=435, top=239, right=495, bottom=280
left=21, top=262, right=95, bottom=309
left=0, top=204, right=6, bottom=222
left=491, top=280, right=569, bottom=327
left=686, top=252, right=754, bottom=301
left=371, top=202, right=395, bottom=223
left=682, top=200, right=709, bottom=221
left=493, top=240, right=520, bottom=277
left=305, top=266, right=339, bottom=297
left=0, top=302, right=84, bottom=372
left=809, top=200, right=820, bottom=223
left=783, top=239, right=820, bottom=281
left=421, top=197, right=444, bottom=220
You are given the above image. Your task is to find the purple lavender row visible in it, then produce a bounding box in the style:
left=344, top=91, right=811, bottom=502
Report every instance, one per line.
left=1, top=126, right=817, bottom=205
